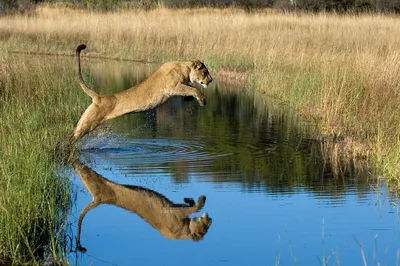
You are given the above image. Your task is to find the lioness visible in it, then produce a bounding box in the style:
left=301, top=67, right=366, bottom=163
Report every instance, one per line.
left=70, top=44, right=213, bottom=144
left=72, top=159, right=212, bottom=251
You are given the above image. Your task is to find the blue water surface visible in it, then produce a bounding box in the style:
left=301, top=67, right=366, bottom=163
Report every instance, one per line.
left=66, top=60, right=400, bottom=266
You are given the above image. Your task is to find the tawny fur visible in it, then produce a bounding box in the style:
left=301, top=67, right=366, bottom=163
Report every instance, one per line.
left=70, top=44, right=213, bottom=144
left=72, top=159, right=212, bottom=251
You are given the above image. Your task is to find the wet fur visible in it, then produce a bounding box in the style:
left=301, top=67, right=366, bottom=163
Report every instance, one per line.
left=70, top=44, right=213, bottom=144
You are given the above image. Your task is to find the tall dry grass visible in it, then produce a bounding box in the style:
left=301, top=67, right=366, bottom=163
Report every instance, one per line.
left=1, top=7, right=400, bottom=178
left=2, top=7, right=399, bottom=60
left=1, top=5, right=400, bottom=262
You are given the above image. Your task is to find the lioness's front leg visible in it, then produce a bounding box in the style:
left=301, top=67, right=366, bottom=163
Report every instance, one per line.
left=184, top=198, right=196, bottom=207
left=193, top=195, right=206, bottom=211
left=175, top=196, right=206, bottom=217
left=174, top=84, right=206, bottom=106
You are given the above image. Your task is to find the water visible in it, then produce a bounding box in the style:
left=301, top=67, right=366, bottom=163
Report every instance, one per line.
left=67, top=60, right=400, bottom=266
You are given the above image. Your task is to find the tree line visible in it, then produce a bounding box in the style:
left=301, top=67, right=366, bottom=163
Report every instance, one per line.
left=2, top=0, right=400, bottom=14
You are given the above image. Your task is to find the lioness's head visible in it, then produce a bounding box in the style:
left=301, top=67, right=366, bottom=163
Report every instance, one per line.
left=189, top=212, right=212, bottom=241
left=190, top=60, right=213, bottom=88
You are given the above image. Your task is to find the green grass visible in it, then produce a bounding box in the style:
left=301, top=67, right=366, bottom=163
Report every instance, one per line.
left=2, top=5, right=400, bottom=263
left=0, top=54, right=88, bottom=265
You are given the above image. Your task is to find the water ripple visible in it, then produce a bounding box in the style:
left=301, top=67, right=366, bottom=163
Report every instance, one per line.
left=83, top=137, right=230, bottom=165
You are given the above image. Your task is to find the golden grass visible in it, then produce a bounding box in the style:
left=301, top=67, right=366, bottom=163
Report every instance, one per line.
left=2, top=6, right=396, bottom=59
left=1, top=5, right=400, bottom=183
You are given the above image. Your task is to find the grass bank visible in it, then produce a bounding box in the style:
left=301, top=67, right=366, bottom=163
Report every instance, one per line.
left=2, top=6, right=400, bottom=177
left=1, top=5, right=400, bottom=263
left=0, top=54, right=88, bottom=264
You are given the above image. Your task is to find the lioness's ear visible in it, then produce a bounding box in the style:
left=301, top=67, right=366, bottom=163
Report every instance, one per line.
left=192, top=60, right=204, bottom=70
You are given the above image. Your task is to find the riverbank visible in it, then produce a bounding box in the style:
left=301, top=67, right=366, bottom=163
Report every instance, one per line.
left=0, top=54, right=88, bottom=264
left=11, top=6, right=398, bottom=179
left=1, top=5, right=400, bottom=263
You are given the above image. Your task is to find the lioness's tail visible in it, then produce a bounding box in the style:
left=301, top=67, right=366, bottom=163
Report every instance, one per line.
left=76, top=44, right=98, bottom=98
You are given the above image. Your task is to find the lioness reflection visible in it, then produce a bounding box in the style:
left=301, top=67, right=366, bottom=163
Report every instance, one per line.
left=72, top=159, right=212, bottom=251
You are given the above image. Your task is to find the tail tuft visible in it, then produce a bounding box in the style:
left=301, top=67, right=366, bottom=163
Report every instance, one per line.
left=76, top=44, right=87, bottom=53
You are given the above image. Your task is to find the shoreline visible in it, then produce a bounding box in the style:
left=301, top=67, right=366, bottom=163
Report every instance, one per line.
left=2, top=6, right=400, bottom=263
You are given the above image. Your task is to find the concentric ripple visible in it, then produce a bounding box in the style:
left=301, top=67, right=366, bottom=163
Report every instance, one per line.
left=82, top=137, right=231, bottom=174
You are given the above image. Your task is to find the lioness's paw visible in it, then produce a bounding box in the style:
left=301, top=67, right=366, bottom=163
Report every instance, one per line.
left=184, top=198, right=196, bottom=207
left=197, top=195, right=206, bottom=205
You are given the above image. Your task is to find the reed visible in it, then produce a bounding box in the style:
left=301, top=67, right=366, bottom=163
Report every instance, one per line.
left=0, top=54, right=87, bottom=264
left=1, top=5, right=400, bottom=261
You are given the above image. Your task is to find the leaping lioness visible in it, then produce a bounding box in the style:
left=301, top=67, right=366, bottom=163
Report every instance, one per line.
left=70, top=44, right=213, bottom=144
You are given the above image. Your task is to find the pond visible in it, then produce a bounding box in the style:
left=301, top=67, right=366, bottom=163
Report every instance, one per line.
left=67, top=59, right=400, bottom=266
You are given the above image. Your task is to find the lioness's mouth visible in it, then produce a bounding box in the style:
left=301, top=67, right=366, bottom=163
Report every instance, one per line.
left=201, top=83, right=208, bottom=89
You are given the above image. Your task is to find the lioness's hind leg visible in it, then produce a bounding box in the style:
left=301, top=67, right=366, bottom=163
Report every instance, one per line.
left=70, top=103, right=108, bottom=144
